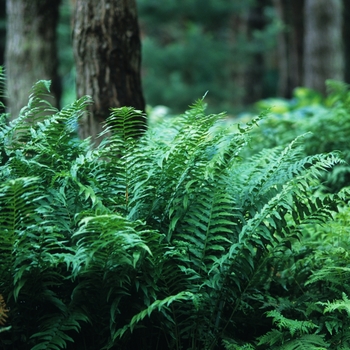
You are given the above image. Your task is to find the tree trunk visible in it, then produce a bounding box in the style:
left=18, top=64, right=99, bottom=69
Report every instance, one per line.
left=72, top=0, right=145, bottom=142
left=303, top=0, right=344, bottom=95
left=343, top=0, right=350, bottom=84
left=243, top=2, right=266, bottom=105
left=273, top=0, right=304, bottom=98
left=5, top=0, right=61, bottom=119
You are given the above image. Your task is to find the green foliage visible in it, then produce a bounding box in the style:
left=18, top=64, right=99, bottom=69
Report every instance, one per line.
left=137, top=0, right=281, bottom=113
left=257, top=311, right=327, bottom=350
left=249, top=80, right=350, bottom=193
left=0, top=78, right=347, bottom=349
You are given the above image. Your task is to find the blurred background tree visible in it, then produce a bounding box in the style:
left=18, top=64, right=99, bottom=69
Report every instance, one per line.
left=303, top=0, right=344, bottom=95
left=0, top=0, right=350, bottom=121
left=5, top=0, right=61, bottom=119
left=137, top=0, right=280, bottom=114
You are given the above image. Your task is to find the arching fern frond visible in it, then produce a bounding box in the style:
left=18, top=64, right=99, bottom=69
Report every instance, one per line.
left=318, top=293, right=350, bottom=316
left=30, top=308, right=90, bottom=350
left=257, top=311, right=327, bottom=350
left=114, top=291, right=195, bottom=340
left=72, top=214, right=154, bottom=275
left=173, top=184, right=236, bottom=274
left=95, top=107, right=154, bottom=215
left=99, top=106, right=147, bottom=145
left=259, top=333, right=328, bottom=350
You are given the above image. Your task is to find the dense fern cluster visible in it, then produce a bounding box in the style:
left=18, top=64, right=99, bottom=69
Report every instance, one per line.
left=0, top=80, right=349, bottom=349
left=250, top=80, right=350, bottom=193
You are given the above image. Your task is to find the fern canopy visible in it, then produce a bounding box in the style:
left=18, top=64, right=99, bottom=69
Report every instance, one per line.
left=0, top=79, right=348, bottom=350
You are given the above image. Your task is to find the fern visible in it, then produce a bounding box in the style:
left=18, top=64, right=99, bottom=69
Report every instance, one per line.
left=222, top=338, right=256, bottom=350
left=30, top=309, right=90, bottom=350
left=278, top=335, right=328, bottom=350
left=266, top=310, right=318, bottom=336
left=0, top=75, right=346, bottom=349
left=257, top=311, right=327, bottom=350
left=114, top=291, right=195, bottom=339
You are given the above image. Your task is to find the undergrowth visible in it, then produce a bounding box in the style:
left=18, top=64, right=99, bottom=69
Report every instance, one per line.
left=0, top=78, right=349, bottom=349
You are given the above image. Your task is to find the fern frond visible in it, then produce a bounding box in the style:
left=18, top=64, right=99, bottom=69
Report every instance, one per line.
left=72, top=214, right=154, bottom=275
left=99, top=106, right=147, bottom=143
left=222, top=338, right=256, bottom=349
left=277, top=334, right=328, bottom=350
left=30, top=308, right=90, bottom=350
left=258, top=329, right=284, bottom=347
left=258, top=313, right=327, bottom=349
left=96, top=107, right=152, bottom=215
left=266, top=310, right=318, bottom=336
left=307, top=266, right=350, bottom=288
left=319, top=293, right=350, bottom=316
left=0, top=176, right=42, bottom=234
left=174, top=185, right=236, bottom=273
left=113, top=291, right=194, bottom=340
left=8, top=80, right=57, bottom=142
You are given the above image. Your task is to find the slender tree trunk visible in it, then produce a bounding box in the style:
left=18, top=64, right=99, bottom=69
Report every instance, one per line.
left=303, top=0, right=344, bottom=95
left=273, top=0, right=304, bottom=98
left=5, top=0, right=61, bottom=119
left=243, top=2, right=266, bottom=104
left=343, top=0, right=350, bottom=84
left=72, top=0, right=145, bottom=141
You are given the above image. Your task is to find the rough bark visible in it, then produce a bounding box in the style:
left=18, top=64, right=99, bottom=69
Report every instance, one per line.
left=303, top=0, right=344, bottom=95
left=72, top=0, right=145, bottom=141
left=5, top=0, right=61, bottom=119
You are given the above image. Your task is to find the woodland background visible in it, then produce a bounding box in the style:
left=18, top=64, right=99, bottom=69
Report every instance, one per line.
left=0, top=0, right=348, bottom=115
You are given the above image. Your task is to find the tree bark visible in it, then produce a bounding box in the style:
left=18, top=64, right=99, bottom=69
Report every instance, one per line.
left=5, top=0, right=61, bottom=119
left=72, top=0, right=145, bottom=142
left=303, top=0, right=344, bottom=95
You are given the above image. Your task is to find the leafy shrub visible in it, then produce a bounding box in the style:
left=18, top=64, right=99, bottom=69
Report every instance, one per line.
left=0, top=80, right=347, bottom=349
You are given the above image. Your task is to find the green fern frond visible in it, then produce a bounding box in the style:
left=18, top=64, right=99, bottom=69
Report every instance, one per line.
left=30, top=308, right=90, bottom=350
left=72, top=214, right=154, bottom=274
left=222, top=338, right=256, bottom=349
left=96, top=107, right=152, bottom=215
left=9, top=80, right=58, bottom=142
left=174, top=186, right=236, bottom=273
left=278, top=334, right=328, bottom=350
left=258, top=314, right=327, bottom=349
left=0, top=176, right=42, bottom=233
left=258, top=329, right=284, bottom=347
left=319, top=293, right=350, bottom=316
left=113, top=291, right=194, bottom=340
left=307, top=266, right=350, bottom=287
left=266, top=310, right=318, bottom=336
left=99, top=106, right=147, bottom=142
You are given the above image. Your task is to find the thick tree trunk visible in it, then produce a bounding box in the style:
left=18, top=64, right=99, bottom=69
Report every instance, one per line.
left=72, top=0, right=145, bottom=141
left=5, top=0, right=61, bottom=119
left=303, top=0, right=344, bottom=95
